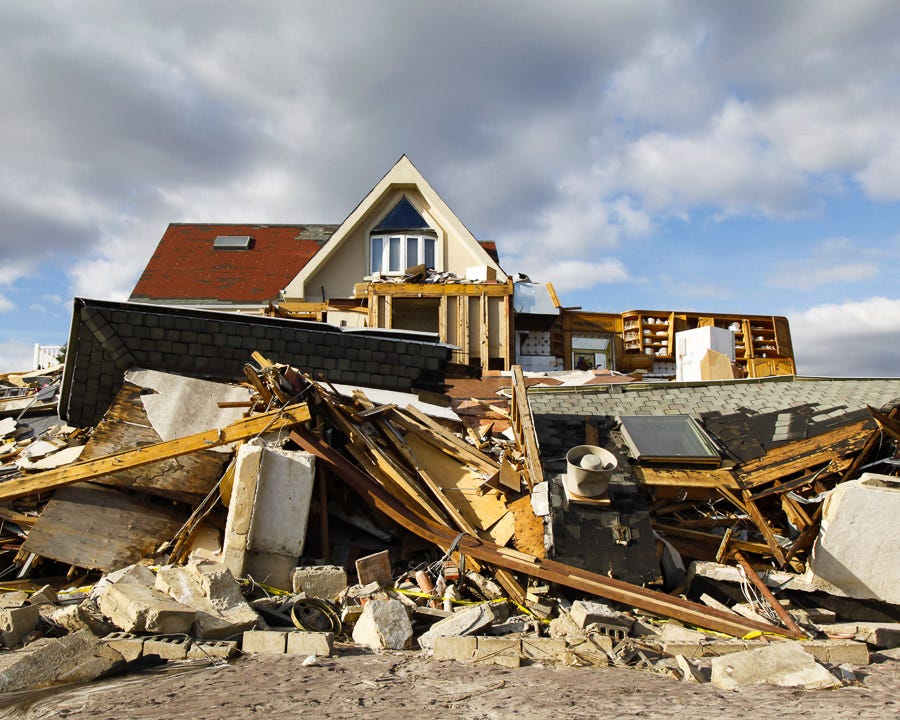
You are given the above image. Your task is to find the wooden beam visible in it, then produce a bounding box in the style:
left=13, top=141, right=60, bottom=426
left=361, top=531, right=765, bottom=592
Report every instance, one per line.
left=510, top=365, right=544, bottom=489
left=358, top=282, right=513, bottom=297
left=0, top=403, right=311, bottom=502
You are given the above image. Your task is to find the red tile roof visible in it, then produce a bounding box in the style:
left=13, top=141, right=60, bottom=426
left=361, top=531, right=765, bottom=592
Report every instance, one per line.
left=130, top=224, right=337, bottom=304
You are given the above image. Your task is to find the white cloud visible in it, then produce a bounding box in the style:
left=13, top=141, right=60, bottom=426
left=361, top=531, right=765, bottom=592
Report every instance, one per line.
left=0, top=293, right=12, bottom=313
left=789, top=297, right=900, bottom=376
left=0, top=340, right=36, bottom=372
left=767, top=236, right=897, bottom=291
left=527, top=259, right=631, bottom=294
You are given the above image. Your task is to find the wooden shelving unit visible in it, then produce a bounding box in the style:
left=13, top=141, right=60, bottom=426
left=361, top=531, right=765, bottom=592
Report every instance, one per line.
left=623, top=311, right=675, bottom=359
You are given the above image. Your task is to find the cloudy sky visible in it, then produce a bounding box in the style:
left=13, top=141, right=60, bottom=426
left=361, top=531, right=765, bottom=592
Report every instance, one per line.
left=1, top=1, right=898, bottom=376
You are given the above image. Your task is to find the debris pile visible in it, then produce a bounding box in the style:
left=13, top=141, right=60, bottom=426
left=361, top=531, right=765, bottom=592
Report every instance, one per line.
left=0, top=347, right=897, bottom=695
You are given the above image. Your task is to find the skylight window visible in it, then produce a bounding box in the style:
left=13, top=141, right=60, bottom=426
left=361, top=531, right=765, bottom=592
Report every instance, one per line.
left=213, top=235, right=252, bottom=250
left=619, top=415, right=721, bottom=465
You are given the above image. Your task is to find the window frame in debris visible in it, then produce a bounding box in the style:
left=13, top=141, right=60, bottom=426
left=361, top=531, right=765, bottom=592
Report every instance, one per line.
left=369, top=233, right=438, bottom=275
left=618, top=414, right=722, bottom=465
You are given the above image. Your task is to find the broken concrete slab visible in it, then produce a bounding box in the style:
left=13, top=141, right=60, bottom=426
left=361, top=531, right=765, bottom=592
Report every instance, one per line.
left=97, top=582, right=196, bottom=635
left=90, top=562, right=157, bottom=599
left=548, top=612, right=587, bottom=644
left=710, top=643, right=841, bottom=690
left=809, top=473, right=900, bottom=605
left=823, top=622, right=900, bottom=649
left=292, top=565, right=348, bottom=599
left=662, top=638, right=869, bottom=665
left=473, top=637, right=521, bottom=667
left=418, top=602, right=496, bottom=650
left=44, top=599, right=117, bottom=637
left=352, top=598, right=413, bottom=651
left=154, top=560, right=259, bottom=640
left=286, top=631, right=334, bottom=657
left=569, top=600, right=633, bottom=631
left=223, top=439, right=314, bottom=590
left=0, top=629, right=126, bottom=693
left=0, top=604, right=40, bottom=648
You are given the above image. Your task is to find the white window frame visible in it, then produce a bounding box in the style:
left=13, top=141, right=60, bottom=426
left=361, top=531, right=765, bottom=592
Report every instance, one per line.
left=369, top=234, right=438, bottom=275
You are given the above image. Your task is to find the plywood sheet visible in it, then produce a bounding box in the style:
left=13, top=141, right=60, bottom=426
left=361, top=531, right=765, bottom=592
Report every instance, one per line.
left=23, top=484, right=187, bottom=571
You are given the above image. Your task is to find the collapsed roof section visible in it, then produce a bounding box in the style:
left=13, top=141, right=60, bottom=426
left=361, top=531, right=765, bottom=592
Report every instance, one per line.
left=59, top=297, right=453, bottom=426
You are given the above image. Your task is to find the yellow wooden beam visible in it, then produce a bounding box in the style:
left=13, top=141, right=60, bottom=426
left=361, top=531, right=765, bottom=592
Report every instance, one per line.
left=0, top=403, right=311, bottom=502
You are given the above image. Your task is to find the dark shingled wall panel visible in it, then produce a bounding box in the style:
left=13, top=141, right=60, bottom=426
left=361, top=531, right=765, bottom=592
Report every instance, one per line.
left=60, top=298, right=452, bottom=426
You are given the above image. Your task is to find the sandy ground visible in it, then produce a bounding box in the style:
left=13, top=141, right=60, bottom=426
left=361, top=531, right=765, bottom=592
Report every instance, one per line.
left=1, top=647, right=898, bottom=720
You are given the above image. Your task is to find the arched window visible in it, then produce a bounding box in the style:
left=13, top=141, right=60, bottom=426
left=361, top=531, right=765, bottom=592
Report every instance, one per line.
left=369, top=197, right=438, bottom=275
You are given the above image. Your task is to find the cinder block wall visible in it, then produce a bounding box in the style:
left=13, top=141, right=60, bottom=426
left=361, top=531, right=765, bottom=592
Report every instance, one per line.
left=61, top=299, right=451, bottom=426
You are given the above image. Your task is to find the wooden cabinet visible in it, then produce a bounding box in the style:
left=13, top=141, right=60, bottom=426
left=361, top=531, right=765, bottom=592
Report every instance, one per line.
left=623, top=311, right=674, bottom=359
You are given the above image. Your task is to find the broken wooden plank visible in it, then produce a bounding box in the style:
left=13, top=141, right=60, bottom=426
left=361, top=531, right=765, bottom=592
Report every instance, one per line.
left=510, top=365, right=544, bottom=489
left=289, top=427, right=795, bottom=639
left=394, top=406, right=498, bottom=476
left=0, top=403, right=311, bottom=502
left=735, top=419, right=876, bottom=488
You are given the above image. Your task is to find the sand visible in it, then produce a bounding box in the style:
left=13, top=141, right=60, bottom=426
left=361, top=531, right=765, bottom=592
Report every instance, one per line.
left=2, top=648, right=898, bottom=719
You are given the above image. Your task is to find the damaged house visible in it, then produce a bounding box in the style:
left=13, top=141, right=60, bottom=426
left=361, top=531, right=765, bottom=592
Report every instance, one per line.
left=0, top=156, right=895, bottom=696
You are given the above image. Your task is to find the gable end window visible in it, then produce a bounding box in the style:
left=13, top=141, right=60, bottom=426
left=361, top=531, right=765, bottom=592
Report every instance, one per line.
left=370, top=234, right=437, bottom=275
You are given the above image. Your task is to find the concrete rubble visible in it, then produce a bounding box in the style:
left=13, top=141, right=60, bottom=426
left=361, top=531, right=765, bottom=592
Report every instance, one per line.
left=0, top=332, right=897, bottom=696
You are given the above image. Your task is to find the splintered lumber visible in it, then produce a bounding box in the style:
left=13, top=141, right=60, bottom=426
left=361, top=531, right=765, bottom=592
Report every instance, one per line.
left=734, top=419, right=876, bottom=488
left=396, top=406, right=499, bottom=476
left=510, top=365, right=544, bottom=489
left=0, top=403, right=311, bottom=502
left=290, top=428, right=797, bottom=639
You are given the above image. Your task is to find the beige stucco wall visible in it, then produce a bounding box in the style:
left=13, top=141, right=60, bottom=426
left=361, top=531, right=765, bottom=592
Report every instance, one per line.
left=284, top=180, right=503, bottom=301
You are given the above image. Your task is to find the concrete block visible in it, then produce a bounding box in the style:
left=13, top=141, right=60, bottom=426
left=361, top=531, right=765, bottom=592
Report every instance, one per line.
left=801, top=639, right=869, bottom=666
left=143, top=635, right=192, bottom=660
left=809, top=473, right=900, bottom=604
left=102, top=632, right=145, bottom=662
left=352, top=599, right=413, bottom=651
left=292, top=566, right=348, bottom=599
left=355, top=550, right=392, bottom=585
left=155, top=560, right=259, bottom=640
left=0, top=629, right=126, bottom=693
left=418, top=602, right=496, bottom=650
left=188, top=639, right=239, bottom=660
left=97, top=583, right=196, bottom=635
left=242, top=630, right=287, bottom=654
left=569, top=600, right=633, bottom=631
left=28, top=585, right=59, bottom=606
left=0, top=604, right=40, bottom=648
left=710, top=643, right=841, bottom=690
left=473, top=637, right=521, bottom=667
left=223, top=440, right=315, bottom=590
left=433, top=635, right=478, bottom=661
left=286, top=631, right=334, bottom=657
